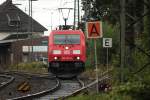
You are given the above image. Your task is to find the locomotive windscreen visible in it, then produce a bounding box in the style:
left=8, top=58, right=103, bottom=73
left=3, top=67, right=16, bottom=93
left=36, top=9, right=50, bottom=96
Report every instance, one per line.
left=54, top=34, right=80, bottom=44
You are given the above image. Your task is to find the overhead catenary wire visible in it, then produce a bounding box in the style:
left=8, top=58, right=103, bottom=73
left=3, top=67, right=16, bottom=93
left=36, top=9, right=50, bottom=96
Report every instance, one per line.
left=125, top=39, right=150, bottom=75
left=9, top=0, right=76, bottom=33
left=132, top=62, right=150, bottom=75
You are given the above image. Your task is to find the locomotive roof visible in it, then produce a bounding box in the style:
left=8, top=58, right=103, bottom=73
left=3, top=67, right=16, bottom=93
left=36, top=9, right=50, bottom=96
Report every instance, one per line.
left=51, top=30, right=83, bottom=34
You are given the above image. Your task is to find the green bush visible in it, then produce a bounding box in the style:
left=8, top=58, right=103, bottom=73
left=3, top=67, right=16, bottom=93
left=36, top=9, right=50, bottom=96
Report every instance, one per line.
left=68, top=93, right=132, bottom=100
left=9, top=62, right=47, bottom=73
left=114, top=81, right=150, bottom=100
left=68, top=81, right=150, bottom=100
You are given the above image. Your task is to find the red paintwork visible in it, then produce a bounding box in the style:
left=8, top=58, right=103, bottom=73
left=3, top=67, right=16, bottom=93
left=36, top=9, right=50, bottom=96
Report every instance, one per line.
left=48, top=30, right=86, bottom=62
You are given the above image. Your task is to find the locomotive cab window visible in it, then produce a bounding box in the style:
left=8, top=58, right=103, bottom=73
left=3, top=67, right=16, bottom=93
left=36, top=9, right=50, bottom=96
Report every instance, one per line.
left=54, top=34, right=80, bottom=44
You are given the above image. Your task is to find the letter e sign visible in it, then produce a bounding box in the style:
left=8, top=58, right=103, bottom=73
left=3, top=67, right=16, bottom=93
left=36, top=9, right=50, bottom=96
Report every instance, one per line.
left=103, top=38, right=112, bottom=48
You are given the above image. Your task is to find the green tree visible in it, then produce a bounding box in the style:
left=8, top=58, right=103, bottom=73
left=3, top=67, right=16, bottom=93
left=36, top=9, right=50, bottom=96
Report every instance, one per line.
left=143, top=0, right=150, bottom=51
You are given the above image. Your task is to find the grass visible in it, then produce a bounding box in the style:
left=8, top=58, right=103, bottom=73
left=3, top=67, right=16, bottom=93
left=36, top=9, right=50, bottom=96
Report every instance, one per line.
left=8, top=62, right=48, bottom=74
left=67, top=93, right=133, bottom=100
left=80, top=65, right=113, bottom=79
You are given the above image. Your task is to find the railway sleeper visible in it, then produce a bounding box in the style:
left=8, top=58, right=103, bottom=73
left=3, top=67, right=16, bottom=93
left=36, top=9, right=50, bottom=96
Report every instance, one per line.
left=17, top=81, right=31, bottom=92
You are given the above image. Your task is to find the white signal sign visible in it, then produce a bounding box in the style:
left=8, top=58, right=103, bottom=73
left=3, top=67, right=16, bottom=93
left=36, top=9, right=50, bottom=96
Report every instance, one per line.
left=103, top=38, right=112, bottom=48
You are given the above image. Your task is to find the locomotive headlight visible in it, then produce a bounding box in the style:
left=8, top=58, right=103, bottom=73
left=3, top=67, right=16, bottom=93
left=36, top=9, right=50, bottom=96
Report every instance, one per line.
left=65, top=46, right=69, bottom=50
left=77, top=57, right=80, bottom=60
left=73, top=50, right=80, bottom=54
left=53, top=50, right=61, bottom=54
left=54, top=57, right=58, bottom=60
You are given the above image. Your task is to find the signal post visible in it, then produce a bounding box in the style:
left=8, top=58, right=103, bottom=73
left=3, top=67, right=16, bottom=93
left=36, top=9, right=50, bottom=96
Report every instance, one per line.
left=86, top=21, right=103, bottom=93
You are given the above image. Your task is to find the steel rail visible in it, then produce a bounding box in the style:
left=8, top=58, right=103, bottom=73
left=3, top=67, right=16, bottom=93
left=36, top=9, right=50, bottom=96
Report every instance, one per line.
left=77, top=77, right=85, bottom=88
left=61, top=75, right=111, bottom=99
left=58, top=70, right=113, bottom=99
left=8, top=78, right=60, bottom=100
left=34, top=77, right=84, bottom=100
left=0, top=71, right=60, bottom=100
left=3, top=71, right=56, bottom=79
left=0, top=74, right=15, bottom=89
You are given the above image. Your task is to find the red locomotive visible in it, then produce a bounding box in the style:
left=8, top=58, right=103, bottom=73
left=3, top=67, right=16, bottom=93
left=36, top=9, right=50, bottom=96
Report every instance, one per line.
left=48, top=29, right=86, bottom=77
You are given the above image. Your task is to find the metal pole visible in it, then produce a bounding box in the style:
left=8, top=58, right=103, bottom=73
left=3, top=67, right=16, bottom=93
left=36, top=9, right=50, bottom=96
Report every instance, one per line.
left=51, top=12, right=53, bottom=30
left=94, top=39, right=99, bottom=93
left=28, top=0, right=31, bottom=62
left=16, top=22, right=19, bottom=71
left=107, top=48, right=109, bottom=73
left=120, top=0, right=126, bottom=83
left=64, top=18, right=67, bottom=26
left=78, top=0, right=80, bottom=29
left=31, top=0, right=33, bottom=62
left=29, top=0, right=31, bottom=17
left=74, top=0, right=76, bottom=30
left=29, top=0, right=38, bottom=62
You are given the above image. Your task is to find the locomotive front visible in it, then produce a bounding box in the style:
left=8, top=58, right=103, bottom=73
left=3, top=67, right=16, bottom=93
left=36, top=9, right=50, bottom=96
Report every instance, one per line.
left=48, top=30, right=86, bottom=77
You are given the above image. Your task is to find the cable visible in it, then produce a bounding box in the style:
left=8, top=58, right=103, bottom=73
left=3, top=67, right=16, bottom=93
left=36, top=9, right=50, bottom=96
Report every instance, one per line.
left=132, top=62, right=150, bottom=75
left=126, top=39, right=150, bottom=75
left=126, top=39, right=150, bottom=58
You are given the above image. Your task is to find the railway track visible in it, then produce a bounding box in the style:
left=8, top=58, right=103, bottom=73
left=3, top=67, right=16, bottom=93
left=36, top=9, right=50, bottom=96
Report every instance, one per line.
left=0, top=69, right=112, bottom=100
left=0, top=72, right=59, bottom=100
left=29, top=69, right=112, bottom=100
left=34, top=77, right=84, bottom=100
left=0, top=71, right=85, bottom=100
left=35, top=73, right=111, bottom=100
left=0, top=74, right=14, bottom=89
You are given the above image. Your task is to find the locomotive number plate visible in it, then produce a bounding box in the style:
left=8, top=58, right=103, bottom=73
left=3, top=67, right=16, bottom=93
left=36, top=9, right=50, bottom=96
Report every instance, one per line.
left=64, top=50, right=70, bottom=54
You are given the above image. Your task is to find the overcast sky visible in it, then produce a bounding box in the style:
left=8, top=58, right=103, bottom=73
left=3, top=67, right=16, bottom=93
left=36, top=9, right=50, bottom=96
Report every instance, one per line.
left=0, top=0, right=76, bottom=35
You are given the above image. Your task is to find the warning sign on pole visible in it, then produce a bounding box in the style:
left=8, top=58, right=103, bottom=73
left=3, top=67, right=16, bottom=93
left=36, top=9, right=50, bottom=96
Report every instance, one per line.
left=86, top=21, right=103, bottom=38
left=103, top=38, right=112, bottom=48
left=86, top=21, right=103, bottom=93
